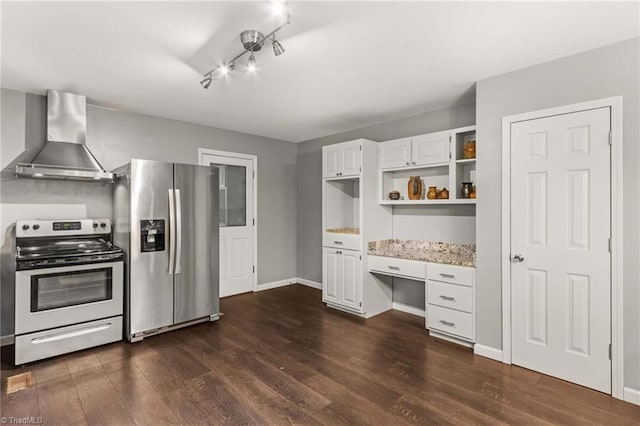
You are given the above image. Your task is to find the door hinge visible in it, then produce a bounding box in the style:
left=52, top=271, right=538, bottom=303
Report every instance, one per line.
left=359, top=145, right=362, bottom=151
left=609, top=343, right=612, bottom=360
left=608, top=131, right=612, bottom=145
left=359, top=255, right=362, bottom=260
left=253, top=265, right=255, bottom=274
left=253, top=218, right=255, bottom=226
left=608, top=238, right=612, bottom=253
left=359, top=301, right=362, bottom=307
left=359, top=166, right=362, bottom=172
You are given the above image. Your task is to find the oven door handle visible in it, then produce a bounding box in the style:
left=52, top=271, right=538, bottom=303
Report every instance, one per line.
left=175, top=189, right=182, bottom=275
left=168, top=189, right=176, bottom=276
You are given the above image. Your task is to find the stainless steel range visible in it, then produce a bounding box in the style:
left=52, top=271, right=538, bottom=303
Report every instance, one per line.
left=14, top=219, right=124, bottom=364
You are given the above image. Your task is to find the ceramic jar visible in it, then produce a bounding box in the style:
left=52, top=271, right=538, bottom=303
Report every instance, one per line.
left=389, top=190, right=400, bottom=200
left=438, top=187, right=450, bottom=199
left=461, top=182, right=473, bottom=198
left=463, top=140, right=476, bottom=159
left=407, top=176, right=423, bottom=200
left=427, top=186, right=438, bottom=200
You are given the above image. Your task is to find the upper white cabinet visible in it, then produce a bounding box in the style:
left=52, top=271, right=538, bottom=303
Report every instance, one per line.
left=412, top=131, right=450, bottom=166
left=323, top=140, right=362, bottom=178
left=379, top=131, right=450, bottom=170
left=379, top=137, right=412, bottom=169
left=378, top=125, right=476, bottom=205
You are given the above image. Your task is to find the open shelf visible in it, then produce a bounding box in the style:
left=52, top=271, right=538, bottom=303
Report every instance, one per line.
left=380, top=199, right=476, bottom=205
left=380, top=165, right=449, bottom=202
left=324, top=178, right=360, bottom=234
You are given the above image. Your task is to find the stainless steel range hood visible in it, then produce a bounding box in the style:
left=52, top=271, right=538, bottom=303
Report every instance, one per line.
left=15, top=90, right=114, bottom=182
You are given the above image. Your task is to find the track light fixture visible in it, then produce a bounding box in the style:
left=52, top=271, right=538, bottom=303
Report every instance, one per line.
left=199, top=1, right=290, bottom=88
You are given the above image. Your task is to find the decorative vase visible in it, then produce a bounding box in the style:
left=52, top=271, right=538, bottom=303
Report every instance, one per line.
left=427, top=186, right=438, bottom=200
left=438, top=187, right=449, bottom=199
left=463, top=140, right=476, bottom=159
left=461, top=182, right=473, bottom=199
left=407, top=176, right=423, bottom=200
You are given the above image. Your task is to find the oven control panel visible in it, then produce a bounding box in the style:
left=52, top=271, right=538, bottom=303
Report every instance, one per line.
left=16, top=219, right=112, bottom=237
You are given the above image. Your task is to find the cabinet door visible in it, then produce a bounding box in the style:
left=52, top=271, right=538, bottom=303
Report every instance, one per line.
left=322, top=248, right=340, bottom=304
left=341, top=141, right=362, bottom=177
left=323, top=145, right=343, bottom=178
left=340, top=250, right=362, bottom=310
left=379, top=138, right=412, bottom=169
left=412, top=131, right=450, bottom=166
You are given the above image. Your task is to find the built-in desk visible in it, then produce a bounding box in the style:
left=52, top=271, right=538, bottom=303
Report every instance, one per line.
left=367, top=240, right=476, bottom=347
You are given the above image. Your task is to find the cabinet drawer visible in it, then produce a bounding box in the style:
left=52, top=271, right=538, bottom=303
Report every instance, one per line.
left=427, top=305, right=473, bottom=340
left=427, top=263, right=474, bottom=287
left=427, top=280, right=472, bottom=313
left=368, top=255, right=425, bottom=280
left=323, top=233, right=360, bottom=251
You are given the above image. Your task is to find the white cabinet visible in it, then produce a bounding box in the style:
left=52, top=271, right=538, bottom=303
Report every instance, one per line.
left=378, top=125, right=477, bottom=205
left=379, top=138, right=412, bottom=169
left=379, top=131, right=450, bottom=170
left=322, top=139, right=393, bottom=317
left=322, top=249, right=363, bottom=312
left=412, top=131, right=450, bottom=166
left=426, top=263, right=475, bottom=344
left=323, top=140, right=362, bottom=178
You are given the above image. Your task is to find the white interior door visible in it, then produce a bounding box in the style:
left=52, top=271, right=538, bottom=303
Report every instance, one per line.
left=510, top=107, right=611, bottom=393
left=201, top=154, right=254, bottom=297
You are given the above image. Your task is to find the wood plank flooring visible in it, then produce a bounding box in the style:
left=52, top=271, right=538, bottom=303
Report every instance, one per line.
left=2, top=284, right=639, bottom=425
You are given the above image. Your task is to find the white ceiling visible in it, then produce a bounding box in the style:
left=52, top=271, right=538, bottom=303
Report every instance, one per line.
left=2, top=1, right=638, bottom=142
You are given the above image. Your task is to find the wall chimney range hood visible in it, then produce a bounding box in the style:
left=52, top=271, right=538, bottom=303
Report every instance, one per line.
left=15, top=90, right=114, bottom=182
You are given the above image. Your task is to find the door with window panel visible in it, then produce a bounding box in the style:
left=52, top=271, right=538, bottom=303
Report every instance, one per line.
left=202, top=154, right=254, bottom=297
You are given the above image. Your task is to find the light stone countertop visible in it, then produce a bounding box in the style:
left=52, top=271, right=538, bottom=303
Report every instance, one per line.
left=367, top=239, right=476, bottom=267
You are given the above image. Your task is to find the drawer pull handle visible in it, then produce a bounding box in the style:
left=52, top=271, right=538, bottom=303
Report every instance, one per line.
left=439, top=295, right=455, bottom=301
left=388, top=266, right=400, bottom=270
left=334, top=241, right=344, bottom=245
left=439, top=273, right=455, bottom=279
left=439, top=320, right=455, bottom=327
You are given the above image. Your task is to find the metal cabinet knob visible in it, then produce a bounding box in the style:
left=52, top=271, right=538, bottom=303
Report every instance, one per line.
left=406, top=162, right=410, bottom=165
left=511, top=254, right=525, bottom=263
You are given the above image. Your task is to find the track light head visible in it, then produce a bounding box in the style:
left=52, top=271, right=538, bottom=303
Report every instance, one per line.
left=220, top=61, right=235, bottom=76
left=272, top=39, right=285, bottom=56
left=247, top=53, right=257, bottom=72
left=200, top=75, right=212, bottom=89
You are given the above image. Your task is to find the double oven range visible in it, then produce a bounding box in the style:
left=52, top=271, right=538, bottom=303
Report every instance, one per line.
left=14, top=219, right=124, bottom=364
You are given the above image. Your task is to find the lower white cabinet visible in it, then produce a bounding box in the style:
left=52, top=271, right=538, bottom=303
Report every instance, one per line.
left=425, top=263, right=475, bottom=345
left=322, top=248, right=363, bottom=312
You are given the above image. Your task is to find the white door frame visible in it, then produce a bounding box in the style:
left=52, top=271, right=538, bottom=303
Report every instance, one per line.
left=198, top=148, right=258, bottom=292
left=500, top=97, right=623, bottom=399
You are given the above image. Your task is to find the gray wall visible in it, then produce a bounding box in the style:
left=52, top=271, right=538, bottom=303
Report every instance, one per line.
left=297, top=103, right=477, bottom=309
left=1, top=89, right=298, bottom=337
left=475, top=38, right=640, bottom=390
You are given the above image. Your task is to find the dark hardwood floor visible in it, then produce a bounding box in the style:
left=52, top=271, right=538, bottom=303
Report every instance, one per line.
left=2, top=284, right=639, bottom=425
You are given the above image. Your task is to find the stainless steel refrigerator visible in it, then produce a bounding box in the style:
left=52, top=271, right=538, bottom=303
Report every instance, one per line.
left=113, top=159, right=219, bottom=342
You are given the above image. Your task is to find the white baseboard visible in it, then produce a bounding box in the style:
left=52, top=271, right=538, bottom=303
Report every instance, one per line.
left=392, top=302, right=425, bottom=317
left=256, top=278, right=297, bottom=291
left=624, top=387, right=640, bottom=406
left=473, top=344, right=503, bottom=362
left=1, top=334, right=15, bottom=347
left=296, top=278, right=322, bottom=289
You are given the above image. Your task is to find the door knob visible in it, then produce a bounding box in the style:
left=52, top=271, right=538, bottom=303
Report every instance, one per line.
left=511, top=254, right=525, bottom=263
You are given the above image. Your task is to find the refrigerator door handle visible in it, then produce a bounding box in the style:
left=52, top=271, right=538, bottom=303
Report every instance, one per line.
left=168, top=188, right=176, bottom=275
left=175, top=189, right=183, bottom=274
